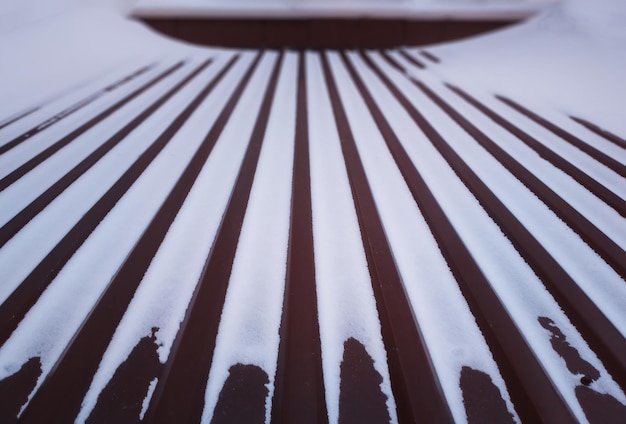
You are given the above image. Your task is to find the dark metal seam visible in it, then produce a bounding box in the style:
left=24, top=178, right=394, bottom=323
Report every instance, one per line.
left=16, top=55, right=239, bottom=423
left=0, top=64, right=155, bottom=156
left=374, top=51, right=626, bottom=392
left=358, top=50, right=579, bottom=423
left=145, top=51, right=284, bottom=423
left=0, top=61, right=192, bottom=248
left=497, top=96, right=626, bottom=179
left=0, top=57, right=218, bottom=349
left=0, top=62, right=184, bottom=192
left=570, top=116, right=626, bottom=149
left=446, top=85, right=626, bottom=218
left=379, top=53, right=626, bottom=279
left=322, top=51, right=455, bottom=424
left=271, top=52, right=328, bottom=424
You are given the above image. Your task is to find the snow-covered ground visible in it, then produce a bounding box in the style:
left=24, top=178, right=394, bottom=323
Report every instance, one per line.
left=0, top=0, right=624, bottom=423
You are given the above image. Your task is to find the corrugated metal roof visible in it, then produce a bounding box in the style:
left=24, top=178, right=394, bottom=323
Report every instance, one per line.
left=0, top=46, right=624, bottom=423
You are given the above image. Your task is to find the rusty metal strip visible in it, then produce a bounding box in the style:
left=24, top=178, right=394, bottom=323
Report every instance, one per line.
left=0, top=64, right=155, bottom=156
left=398, top=49, right=426, bottom=69
left=417, top=79, right=626, bottom=279
left=144, top=52, right=283, bottom=423
left=0, top=61, right=202, bottom=248
left=378, top=52, right=626, bottom=278
left=16, top=55, right=242, bottom=423
left=497, top=95, right=626, bottom=179
left=0, top=107, right=40, bottom=132
left=570, top=116, right=626, bottom=150
left=271, top=52, right=328, bottom=424
left=0, top=62, right=185, bottom=193
left=447, top=84, right=626, bottom=218
left=0, top=57, right=217, bottom=350
left=372, top=53, right=626, bottom=387
left=322, top=51, right=455, bottom=424
left=358, top=50, right=580, bottom=423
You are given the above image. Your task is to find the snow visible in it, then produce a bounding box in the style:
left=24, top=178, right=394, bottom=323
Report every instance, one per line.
left=0, top=53, right=229, bottom=415
left=202, top=51, right=296, bottom=424
left=307, top=51, right=398, bottom=424
left=328, top=50, right=519, bottom=423
left=0, top=0, right=625, bottom=422
left=429, top=0, right=626, bottom=135
left=364, top=50, right=626, bottom=416
left=0, top=1, right=202, bottom=120
left=75, top=51, right=257, bottom=421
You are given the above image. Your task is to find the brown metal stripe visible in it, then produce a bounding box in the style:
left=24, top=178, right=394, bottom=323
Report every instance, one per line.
left=0, top=64, right=155, bottom=156
left=271, top=52, right=328, bottom=424
left=0, top=62, right=185, bottom=193
left=0, top=57, right=220, bottom=349
left=16, top=55, right=242, bottom=423
left=357, top=50, right=579, bottom=423
left=446, top=84, right=626, bottom=218
left=144, top=52, right=283, bottom=423
left=0, top=107, right=40, bottom=132
left=322, top=52, right=455, bottom=424
left=378, top=52, right=626, bottom=278
left=420, top=50, right=441, bottom=63
left=570, top=116, right=626, bottom=150
left=414, top=79, right=626, bottom=279
left=497, top=96, right=626, bottom=179
left=0, top=61, right=199, bottom=248
left=372, top=55, right=626, bottom=386
left=398, top=49, right=426, bottom=69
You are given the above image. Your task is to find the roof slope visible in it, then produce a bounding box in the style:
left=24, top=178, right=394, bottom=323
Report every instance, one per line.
left=0, top=2, right=624, bottom=423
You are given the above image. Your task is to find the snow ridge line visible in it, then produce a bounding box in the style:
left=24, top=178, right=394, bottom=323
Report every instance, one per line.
left=414, top=79, right=626, bottom=280
left=0, top=64, right=155, bottom=155
left=372, top=52, right=626, bottom=388
left=145, top=51, right=282, bottom=423
left=321, top=51, right=454, bottom=424
left=397, top=49, right=426, bottom=69
left=271, top=52, right=328, bottom=424
left=0, top=58, right=215, bottom=350
left=381, top=50, right=626, bottom=279
left=0, top=61, right=189, bottom=248
left=497, top=96, right=626, bottom=179
left=570, top=116, right=626, bottom=149
left=16, top=55, right=236, bottom=423
left=0, top=107, right=40, bottom=132
left=356, top=50, right=580, bottom=423
left=447, top=85, right=626, bottom=218
left=0, top=62, right=185, bottom=193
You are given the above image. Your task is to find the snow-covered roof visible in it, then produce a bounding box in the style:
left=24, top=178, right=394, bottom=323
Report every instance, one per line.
left=0, top=1, right=624, bottom=423
left=133, top=0, right=558, bottom=20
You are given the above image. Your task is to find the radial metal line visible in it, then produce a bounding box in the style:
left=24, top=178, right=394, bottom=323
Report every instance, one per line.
left=0, top=61, right=200, bottom=248
left=421, top=80, right=626, bottom=279
left=0, top=62, right=184, bottom=192
left=357, top=51, right=580, bottom=423
left=145, top=52, right=283, bottom=423
left=447, top=84, right=626, bottom=218
left=0, top=106, right=40, bottom=132
left=380, top=52, right=626, bottom=279
left=497, top=95, right=626, bottom=179
left=0, top=57, right=222, bottom=350
left=16, top=55, right=242, bottom=423
left=377, top=52, right=626, bottom=389
left=397, top=49, right=426, bottom=69
left=271, top=52, right=328, bottom=424
left=0, top=64, right=155, bottom=156
left=322, top=52, right=455, bottom=424
left=570, top=116, right=626, bottom=149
